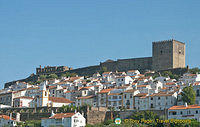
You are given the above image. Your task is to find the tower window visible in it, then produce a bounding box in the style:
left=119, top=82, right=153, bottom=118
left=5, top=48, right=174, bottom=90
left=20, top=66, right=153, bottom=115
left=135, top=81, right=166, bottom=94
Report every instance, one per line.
left=160, top=50, right=163, bottom=54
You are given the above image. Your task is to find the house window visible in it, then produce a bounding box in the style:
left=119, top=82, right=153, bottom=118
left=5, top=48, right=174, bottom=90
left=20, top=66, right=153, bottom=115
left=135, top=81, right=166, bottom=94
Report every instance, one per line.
left=197, top=90, right=200, bottom=96
left=180, top=111, right=182, bottom=114
left=151, top=97, right=153, bottom=100
left=124, top=94, right=126, bottom=99
left=158, top=97, right=160, bottom=100
left=151, top=104, right=154, bottom=108
left=130, top=94, right=132, bottom=98
left=172, top=112, right=177, bottom=115
left=196, top=110, right=198, bottom=114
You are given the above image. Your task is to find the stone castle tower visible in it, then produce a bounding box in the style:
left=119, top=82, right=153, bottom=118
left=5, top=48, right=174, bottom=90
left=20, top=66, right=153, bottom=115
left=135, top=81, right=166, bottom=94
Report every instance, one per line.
left=152, top=39, right=185, bottom=71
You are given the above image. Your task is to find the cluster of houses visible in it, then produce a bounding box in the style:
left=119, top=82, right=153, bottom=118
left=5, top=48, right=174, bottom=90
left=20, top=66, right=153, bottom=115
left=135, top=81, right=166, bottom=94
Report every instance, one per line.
left=1, top=70, right=200, bottom=126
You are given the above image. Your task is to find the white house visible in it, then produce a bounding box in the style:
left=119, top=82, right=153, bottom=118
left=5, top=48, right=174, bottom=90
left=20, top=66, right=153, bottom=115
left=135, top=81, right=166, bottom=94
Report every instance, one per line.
left=168, top=103, right=200, bottom=122
left=97, top=88, right=114, bottom=107
left=149, top=91, right=178, bottom=110
left=127, top=70, right=140, bottom=76
left=13, top=96, right=33, bottom=108
left=76, top=95, right=96, bottom=107
left=41, top=112, right=86, bottom=127
left=116, top=76, right=133, bottom=86
left=179, top=73, right=200, bottom=85
left=134, top=93, right=149, bottom=110
left=123, top=89, right=140, bottom=109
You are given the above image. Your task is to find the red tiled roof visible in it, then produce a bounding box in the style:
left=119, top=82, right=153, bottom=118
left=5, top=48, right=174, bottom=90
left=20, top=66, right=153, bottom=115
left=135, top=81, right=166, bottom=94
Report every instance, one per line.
left=99, top=88, right=114, bottom=94
left=169, top=105, right=200, bottom=110
left=149, top=92, right=175, bottom=97
left=0, top=115, right=12, bottom=120
left=102, top=72, right=111, bottom=75
left=79, top=86, right=94, bottom=90
left=49, top=97, right=73, bottom=103
left=134, top=93, right=148, bottom=97
left=49, top=113, right=75, bottom=119
left=14, top=96, right=33, bottom=99
left=48, top=86, right=57, bottom=89
left=77, top=95, right=95, bottom=99
left=165, top=82, right=176, bottom=85
left=123, top=89, right=137, bottom=93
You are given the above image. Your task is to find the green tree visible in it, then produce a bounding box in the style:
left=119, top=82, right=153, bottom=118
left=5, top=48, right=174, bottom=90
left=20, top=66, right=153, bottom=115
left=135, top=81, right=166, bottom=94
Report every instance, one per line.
left=181, top=86, right=196, bottom=105
left=189, top=67, right=200, bottom=74
left=47, top=74, right=58, bottom=79
left=99, top=66, right=108, bottom=74
left=39, top=75, right=47, bottom=80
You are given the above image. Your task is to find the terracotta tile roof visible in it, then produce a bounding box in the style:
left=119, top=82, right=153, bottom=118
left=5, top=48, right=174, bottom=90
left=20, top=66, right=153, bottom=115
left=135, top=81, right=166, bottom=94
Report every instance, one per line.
left=0, top=115, right=12, bottom=120
left=49, top=113, right=75, bottom=119
left=165, top=82, right=176, bottom=85
left=48, top=86, right=57, bottom=89
left=102, top=72, right=111, bottom=75
left=149, top=92, right=175, bottom=97
left=135, top=93, right=148, bottom=97
left=137, top=85, right=148, bottom=88
left=127, top=70, right=137, bottom=72
left=26, top=87, right=39, bottom=90
left=79, top=86, right=94, bottom=90
left=169, top=105, right=200, bottom=110
left=67, top=77, right=82, bottom=82
left=108, top=93, right=121, bottom=95
left=99, top=88, right=114, bottom=94
left=186, top=74, right=197, bottom=77
left=123, top=89, right=137, bottom=93
left=49, top=97, right=73, bottom=103
left=77, top=95, right=95, bottom=99
left=14, top=96, right=33, bottom=99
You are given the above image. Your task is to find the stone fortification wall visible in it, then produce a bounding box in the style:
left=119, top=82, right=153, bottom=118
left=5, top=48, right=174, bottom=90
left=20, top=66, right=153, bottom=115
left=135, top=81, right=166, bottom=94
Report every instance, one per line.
left=100, top=57, right=152, bottom=72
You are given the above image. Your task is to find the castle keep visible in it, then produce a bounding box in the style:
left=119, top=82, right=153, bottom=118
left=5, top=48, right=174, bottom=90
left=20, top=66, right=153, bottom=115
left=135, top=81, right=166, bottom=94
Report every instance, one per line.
left=100, top=39, right=185, bottom=72
left=152, top=40, right=185, bottom=71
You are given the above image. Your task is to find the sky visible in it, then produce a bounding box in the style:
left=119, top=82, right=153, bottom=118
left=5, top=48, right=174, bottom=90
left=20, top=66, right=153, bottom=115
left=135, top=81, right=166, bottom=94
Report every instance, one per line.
left=0, top=0, right=200, bottom=89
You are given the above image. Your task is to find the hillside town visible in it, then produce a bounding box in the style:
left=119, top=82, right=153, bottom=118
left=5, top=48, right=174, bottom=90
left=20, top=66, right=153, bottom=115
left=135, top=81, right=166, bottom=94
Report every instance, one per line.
left=0, top=68, right=200, bottom=126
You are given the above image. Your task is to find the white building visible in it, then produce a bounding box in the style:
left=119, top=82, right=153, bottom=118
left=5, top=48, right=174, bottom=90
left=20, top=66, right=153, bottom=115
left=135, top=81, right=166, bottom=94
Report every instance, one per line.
left=76, top=95, right=96, bottom=107
left=168, top=103, right=200, bottom=122
left=13, top=96, right=33, bottom=108
left=41, top=112, right=86, bottom=127
left=123, top=89, right=140, bottom=109
left=149, top=91, right=178, bottom=110
left=116, top=76, right=133, bottom=86
left=179, top=73, right=200, bottom=85
left=126, top=70, right=140, bottom=76
left=97, top=88, right=114, bottom=107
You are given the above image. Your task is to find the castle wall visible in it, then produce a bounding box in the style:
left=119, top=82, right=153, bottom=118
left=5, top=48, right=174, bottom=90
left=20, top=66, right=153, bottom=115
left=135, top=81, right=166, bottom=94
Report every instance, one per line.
left=100, top=57, right=152, bottom=72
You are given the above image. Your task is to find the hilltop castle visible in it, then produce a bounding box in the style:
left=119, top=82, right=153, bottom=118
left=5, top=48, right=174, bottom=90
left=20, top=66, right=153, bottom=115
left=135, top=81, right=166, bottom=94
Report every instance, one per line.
left=4, top=39, right=186, bottom=88
left=35, top=39, right=186, bottom=75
